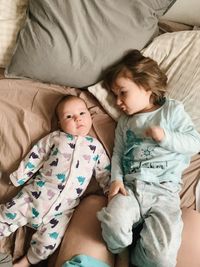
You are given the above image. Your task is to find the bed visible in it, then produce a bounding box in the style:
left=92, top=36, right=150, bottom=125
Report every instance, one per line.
left=0, top=0, right=200, bottom=266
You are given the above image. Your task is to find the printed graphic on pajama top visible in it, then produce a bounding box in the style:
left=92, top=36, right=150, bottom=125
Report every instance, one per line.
left=122, top=129, right=161, bottom=175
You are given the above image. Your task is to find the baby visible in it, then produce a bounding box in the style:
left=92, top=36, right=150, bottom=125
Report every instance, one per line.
left=0, top=95, right=110, bottom=267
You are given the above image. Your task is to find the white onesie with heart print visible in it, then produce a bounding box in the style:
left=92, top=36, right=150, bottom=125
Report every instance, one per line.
left=0, top=130, right=110, bottom=264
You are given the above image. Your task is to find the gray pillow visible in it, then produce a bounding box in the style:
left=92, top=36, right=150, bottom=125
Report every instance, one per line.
left=5, top=0, right=176, bottom=88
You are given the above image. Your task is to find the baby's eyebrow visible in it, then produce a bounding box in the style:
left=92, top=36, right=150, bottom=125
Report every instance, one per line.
left=63, top=112, right=71, bottom=115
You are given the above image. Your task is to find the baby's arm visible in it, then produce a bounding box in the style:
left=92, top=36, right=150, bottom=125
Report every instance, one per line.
left=95, top=147, right=127, bottom=202
left=95, top=117, right=127, bottom=201
left=10, top=132, right=53, bottom=186
left=94, top=145, right=111, bottom=194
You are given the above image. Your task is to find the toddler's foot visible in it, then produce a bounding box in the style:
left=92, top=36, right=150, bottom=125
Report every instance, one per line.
left=13, top=255, right=31, bottom=267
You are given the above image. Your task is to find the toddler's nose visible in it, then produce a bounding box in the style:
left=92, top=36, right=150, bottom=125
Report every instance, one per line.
left=116, top=97, right=122, bottom=106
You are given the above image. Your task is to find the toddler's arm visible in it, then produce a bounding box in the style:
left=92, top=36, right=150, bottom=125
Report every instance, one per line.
left=145, top=126, right=165, bottom=142
left=146, top=103, right=200, bottom=155
left=108, top=180, right=127, bottom=202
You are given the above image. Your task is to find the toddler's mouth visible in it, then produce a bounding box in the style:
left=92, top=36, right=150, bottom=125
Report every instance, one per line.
left=119, top=105, right=125, bottom=111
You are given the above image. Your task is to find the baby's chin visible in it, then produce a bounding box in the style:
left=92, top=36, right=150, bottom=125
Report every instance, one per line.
left=76, top=132, right=90, bottom=137
left=64, top=130, right=90, bottom=137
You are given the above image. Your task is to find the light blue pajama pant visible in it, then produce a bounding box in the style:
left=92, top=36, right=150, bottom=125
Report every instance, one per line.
left=97, top=180, right=183, bottom=267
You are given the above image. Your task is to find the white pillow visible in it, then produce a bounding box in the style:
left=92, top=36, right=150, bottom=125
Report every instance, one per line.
left=0, top=0, right=28, bottom=67
left=162, top=0, right=200, bottom=26
left=88, top=31, right=200, bottom=132
left=88, top=81, right=122, bottom=121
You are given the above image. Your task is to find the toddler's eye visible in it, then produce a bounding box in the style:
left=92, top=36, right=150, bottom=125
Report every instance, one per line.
left=121, top=91, right=126, bottom=96
left=80, top=112, right=85, bottom=115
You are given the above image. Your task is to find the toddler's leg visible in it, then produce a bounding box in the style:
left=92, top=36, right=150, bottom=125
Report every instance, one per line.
left=131, top=183, right=183, bottom=267
left=97, top=187, right=140, bottom=254
left=26, top=211, right=73, bottom=265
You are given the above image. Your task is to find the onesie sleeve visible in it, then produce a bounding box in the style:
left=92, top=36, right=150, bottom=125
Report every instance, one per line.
left=94, top=143, right=111, bottom=194
left=159, top=101, right=200, bottom=155
left=10, top=132, right=54, bottom=186
left=111, top=116, right=125, bottom=182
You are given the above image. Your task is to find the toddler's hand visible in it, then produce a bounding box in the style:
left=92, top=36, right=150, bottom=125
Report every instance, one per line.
left=145, top=126, right=165, bottom=142
left=108, top=180, right=127, bottom=202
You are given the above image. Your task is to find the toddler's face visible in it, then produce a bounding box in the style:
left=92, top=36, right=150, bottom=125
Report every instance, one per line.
left=112, top=74, right=153, bottom=115
left=57, top=98, right=92, bottom=136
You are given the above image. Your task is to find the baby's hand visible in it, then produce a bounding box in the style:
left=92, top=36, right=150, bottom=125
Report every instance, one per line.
left=145, top=126, right=165, bottom=142
left=108, top=180, right=127, bottom=202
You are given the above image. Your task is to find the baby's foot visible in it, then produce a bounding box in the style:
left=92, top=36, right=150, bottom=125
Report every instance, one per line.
left=13, top=255, right=31, bottom=267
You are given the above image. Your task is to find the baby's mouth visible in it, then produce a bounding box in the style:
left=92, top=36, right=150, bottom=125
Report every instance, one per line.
left=77, top=124, right=84, bottom=129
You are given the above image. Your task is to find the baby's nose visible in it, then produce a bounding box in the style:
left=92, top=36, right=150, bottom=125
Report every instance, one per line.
left=74, top=115, right=81, bottom=121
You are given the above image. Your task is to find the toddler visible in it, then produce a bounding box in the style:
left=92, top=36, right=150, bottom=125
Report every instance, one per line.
left=97, top=50, right=200, bottom=267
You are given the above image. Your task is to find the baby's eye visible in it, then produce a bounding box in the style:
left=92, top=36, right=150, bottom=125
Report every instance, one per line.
left=65, top=115, right=72, bottom=119
left=80, top=112, right=85, bottom=115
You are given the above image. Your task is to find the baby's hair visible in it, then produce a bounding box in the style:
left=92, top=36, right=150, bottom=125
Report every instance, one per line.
left=102, top=49, right=167, bottom=104
left=55, top=95, right=87, bottom=119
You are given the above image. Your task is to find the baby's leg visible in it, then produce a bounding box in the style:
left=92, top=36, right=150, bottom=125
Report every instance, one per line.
left=97, top=187, right=140, bottom=254
left=26, top=210, right=73, bottom=265
left=0, top=193, right=28, bottom=238
left=53, top=195, right=115, bottom=267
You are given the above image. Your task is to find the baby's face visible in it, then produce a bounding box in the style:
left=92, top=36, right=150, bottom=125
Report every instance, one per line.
left=57, top=98, right=92, bottom=136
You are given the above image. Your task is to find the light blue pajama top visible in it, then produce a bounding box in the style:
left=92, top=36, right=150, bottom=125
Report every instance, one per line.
left=111, top=99, right=200, bottom=184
